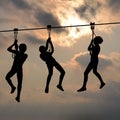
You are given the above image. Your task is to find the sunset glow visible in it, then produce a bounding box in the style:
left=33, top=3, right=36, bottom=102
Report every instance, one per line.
left=0, top=0, right=120, bottom=120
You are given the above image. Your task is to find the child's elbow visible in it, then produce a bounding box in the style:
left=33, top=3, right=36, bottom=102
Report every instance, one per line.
left=88, top=47, right=90, bottom=51
left=7, top=48, right=10, bottom=51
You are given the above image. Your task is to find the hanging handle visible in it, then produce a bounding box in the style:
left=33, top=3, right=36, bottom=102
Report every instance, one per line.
left=14, top=28, right=18, bottom=40
left=90, top=22, right=95, bottom=30
left=47, top=25, right=51, bottom=38
left=90, top=22, right=96, bottom=40
left=13, top=28, right=18, bottom=50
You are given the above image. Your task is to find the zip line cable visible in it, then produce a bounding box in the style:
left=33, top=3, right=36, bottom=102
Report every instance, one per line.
left=0, top=21, right=120, bottom=33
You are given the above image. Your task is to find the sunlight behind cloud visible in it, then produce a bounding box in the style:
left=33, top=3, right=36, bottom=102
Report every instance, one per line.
left=0, top=0, right=120, bottom=120
left=53, top=5, right=90, bottom=47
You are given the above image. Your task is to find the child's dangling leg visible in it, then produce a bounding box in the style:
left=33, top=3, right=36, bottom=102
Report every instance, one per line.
left=5, top=70, right=16, bottom=94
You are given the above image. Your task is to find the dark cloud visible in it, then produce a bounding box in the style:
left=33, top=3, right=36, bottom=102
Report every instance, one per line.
left=35, top=8, right=60, bottom=26
left=0, top=0, right=11, bottom=6
left=108, top=0, right=120, bottom=11
left=75, top=53, right=90, bottom=66
left=35, top=8, right=64, bottom=33
left=75, top=53, right=112, bottom=69
left=74, top=0, right=101, bottom=21
left=12, top=0, right=31, bottom=9
left=99, top=56, right=113, bottom=69
left=26, top=35, right=45, bottom=44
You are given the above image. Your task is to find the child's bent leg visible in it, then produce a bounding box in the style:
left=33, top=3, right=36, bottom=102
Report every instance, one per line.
left=5, top=70, right=16, bottom=94
left=59, top=68, right=65, bottom=86
left=55, top=62, right=65, bottom=91
left=57, top=69, right=65, bottom=91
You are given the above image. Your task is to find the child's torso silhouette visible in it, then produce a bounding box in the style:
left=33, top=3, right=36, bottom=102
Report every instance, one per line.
left=40, top=52, right=56, bottom=65
left=90, top=45, right=100, bottom=62
left=12, top=51, right=27, bottom=70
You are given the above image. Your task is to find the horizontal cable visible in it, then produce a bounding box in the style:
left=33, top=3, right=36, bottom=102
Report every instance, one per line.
left=0, top=22, right=120, bottom=33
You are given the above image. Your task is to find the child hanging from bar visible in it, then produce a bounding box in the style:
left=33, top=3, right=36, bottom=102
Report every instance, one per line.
left=39, top=37, right=65, bottom=93
left=77, top=36, right=105, bottom=92
left=5, top=39, right=28, bottom=102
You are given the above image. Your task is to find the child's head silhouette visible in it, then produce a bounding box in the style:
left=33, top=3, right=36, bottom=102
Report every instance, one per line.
left=19, top=43, right=27, bottom=53
left=94, top=36, right=103, bottom=45
left=39, top=46, right=46, bottom=53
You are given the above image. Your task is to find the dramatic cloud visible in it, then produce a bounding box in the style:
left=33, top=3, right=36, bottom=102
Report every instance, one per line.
left=26, top=35, right=45, bottom=44
left=74, top=52, right=113, bottom=69
left=0, top=1, right=120, bottom=120
left=75, top=0, right=102, bottom=21
left=0, top=0, right=10, bottom=6
left=12, top=0, right=31, bottom=10
left=108, top=0, right=120, bottom=11
left=35, top=8, right=60, bottom=28
left=34, top=7, right=66, bottom=34
left=1, top=0, right=119, bottom=47
left=110, top=52, right=120, bottom=70
left=64, top=52, right=120, bottom=85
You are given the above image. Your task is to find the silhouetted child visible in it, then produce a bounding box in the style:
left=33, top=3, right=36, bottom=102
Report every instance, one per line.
left=77, top=36, right=105, bottom=92
left=39, top=37, right=65, bottom=93
left=6, top=39, right=28, bottom=102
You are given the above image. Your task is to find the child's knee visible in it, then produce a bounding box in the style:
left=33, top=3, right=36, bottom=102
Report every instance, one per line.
left=48, top=71, right=53, bottom=76
left=93, top=70, right=98, bottom=75
left=5, top=74, right=9, bottom=80
left=61, top=69, right=65, bottom=76
left=63, top=70, right=65, bottom=75
left=84, top=71, right=88, bottom=76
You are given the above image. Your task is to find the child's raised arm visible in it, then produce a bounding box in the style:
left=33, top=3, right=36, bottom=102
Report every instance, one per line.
left=7, top=40, right=18, bottom=53
left=46, top=38, right=49, bottom=50
left=88, top=39, right=94, bottom=51
left=46, top=37, right=54, bottom=55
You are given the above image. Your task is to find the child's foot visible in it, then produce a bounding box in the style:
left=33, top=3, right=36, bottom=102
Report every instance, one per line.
left=100, top=82, right=105, bottom=89
left=57, top=85, right=64, bottom=91
left=45, top=87, right=49, bottom=93
left=11, top=86, right=16, bottom=94
left=15, top=97, right=20, bottom=102
left=77, top=87, right=86, bottom=92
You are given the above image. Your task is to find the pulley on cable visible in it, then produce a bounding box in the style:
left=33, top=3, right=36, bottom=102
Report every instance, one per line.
left=47, top=25, right=52, bottom=38
left=14, top=28, right=18, bottom=40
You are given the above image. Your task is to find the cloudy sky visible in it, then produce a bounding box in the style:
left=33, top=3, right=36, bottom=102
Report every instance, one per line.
left=0, top=0, right=120, bottom=120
